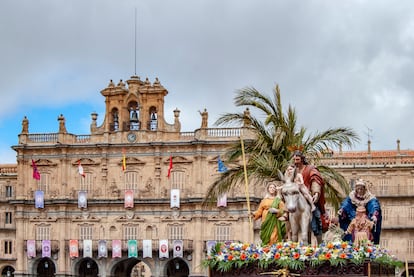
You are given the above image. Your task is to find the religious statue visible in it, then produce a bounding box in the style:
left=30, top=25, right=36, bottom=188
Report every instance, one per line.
left=338, top=179, right=382, bottom=244
left=344, top=206, right=374, bottom=246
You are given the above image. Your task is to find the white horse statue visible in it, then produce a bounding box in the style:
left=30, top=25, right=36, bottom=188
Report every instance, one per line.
left=280, top=171, right=312, bottom=244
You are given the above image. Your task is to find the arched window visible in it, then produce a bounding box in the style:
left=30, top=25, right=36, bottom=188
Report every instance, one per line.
left=128, top=101, right=140, bottom=130
left=111, top=108, right=119, bottom=131
left=149, top=106, right=158, bottom=131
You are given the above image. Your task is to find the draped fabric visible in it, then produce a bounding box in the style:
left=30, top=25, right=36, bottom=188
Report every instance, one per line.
left=112, top=240, right=122, bottom=258
left=173, top=240, right=183, bottom=257
left=69, top=240, right=79, bottom=258
left=83, top=240, right=92, bottom=257
left=143, top=239, right=152, bottom=258
left=301, top=165, right=326, bottom=214
left=27, top=240, right=36, bottom=258
left=159, top=240, right=169, bottom=258
left=254, top=196, right=286, bottom=246
left=170, top=189, right=180, bottom=208
left=42, top=240, right=51, bottom=258
left=35, top=190, right=44, bottom=209
left=125, top=190, right=134, bottom=208
left=128, top=240, right=138, bottom=258
left=78, top=191, right=87, bottom=208
left=98, top=240, right=107, bottom=258
left=217, top=193, right=227, bottom=207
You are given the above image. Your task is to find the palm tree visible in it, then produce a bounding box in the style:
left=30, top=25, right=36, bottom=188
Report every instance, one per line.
left=204, top=85, right=359, bottom=210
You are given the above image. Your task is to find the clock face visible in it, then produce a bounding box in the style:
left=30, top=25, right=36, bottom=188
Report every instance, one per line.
left=127, top=132, right=136, bottom=142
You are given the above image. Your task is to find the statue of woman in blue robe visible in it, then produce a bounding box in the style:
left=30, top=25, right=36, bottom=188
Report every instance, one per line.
left=338, top=179, right=382, bottom=244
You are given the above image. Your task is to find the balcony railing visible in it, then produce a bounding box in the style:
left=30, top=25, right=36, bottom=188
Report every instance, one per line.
left=370, top=184, right=414, bottom=197
left=382, top=216, right=414, bottom=229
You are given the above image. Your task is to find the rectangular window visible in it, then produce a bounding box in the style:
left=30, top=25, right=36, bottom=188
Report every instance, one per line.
left=407, top=178, right=414, bottom=195
left=80, top=225, right=93, bottom=240
left=409, top=207, right=414, bottom=221
left=215, top=225, right=230, bottom=242
left=171, top=171, right=185, bottom=190
left=124, top=225, right=138, bottom=240
left=408, top=240, right=414, bottom=255
left=80, top=174, right=93, bottom=192
left=382, top=207, right=389, bottom=222
left=36, top=226, right=50, bottom=241
left=37, top=173, right=50, bottom=195
left=380, top=239, right=388, bottom=249
left=5, top=212, right=12, bottom=225
left=125, top=172, right=138, bottom=191
left=4, top=241, right=12, bottom=254
left=5, top=186, right=12, bottom=198
left=169, top=225, right=184, bottom=240
left=378, top=178, right=388, bottom=195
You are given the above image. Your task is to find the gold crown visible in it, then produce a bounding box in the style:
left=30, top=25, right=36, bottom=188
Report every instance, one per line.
left=287, top=145, right=304, bottom=152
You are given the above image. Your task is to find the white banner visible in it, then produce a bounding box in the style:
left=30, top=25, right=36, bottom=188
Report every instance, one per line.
left=143, top=239, right=152, bottom=258
left=159, top=239, right=169, bottom=258
left=83, top=239, right=92, bottom=257
left=98, top=240, right=107, bottom=258
left=173, top=240, right=183, bottom=258
left=170, top=189, right=180, bottom=208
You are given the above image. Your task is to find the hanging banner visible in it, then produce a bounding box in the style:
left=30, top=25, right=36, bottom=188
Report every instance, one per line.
left=42, top=240, right=51, bottom=258
left=125, top=189, right=134, bottom=208
left=142, top=239, right=152, bottom=258
left=35, top=190, right=44, bottom=209
left=128, top=240, right=138, bottom=258
left=173, top=240, right=183, bottom=258
left=27, top=239, right=36, bottom=258
left=170, top=189, right=180, bottom=208
left=69, top=240, right=79, bottom=258
left=159, top=239, right=169, bottom=258
left=83, top=239, right=92, bottom=257
left=98, top=240, right=107, bottom=258
left=112, top=239, right=122, bottom=258
left=217, top=193, right=227, bottom=207
left=78, top=191, right=87, bottom=209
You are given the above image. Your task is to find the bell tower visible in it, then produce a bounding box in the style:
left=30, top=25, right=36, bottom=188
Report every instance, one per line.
left=91, top=75, right=179, bottom=135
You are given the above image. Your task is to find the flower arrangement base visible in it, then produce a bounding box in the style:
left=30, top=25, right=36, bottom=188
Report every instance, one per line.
left=209, top=261, right=395, bottom=277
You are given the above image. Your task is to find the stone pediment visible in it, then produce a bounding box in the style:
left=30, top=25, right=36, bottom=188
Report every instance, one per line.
left=72, top=215, right=100, bottom=222
left=116, top=215, right=145, bottom=222
left=161, top=216, right=192, bottom=222
left=29, top=216, right=57, bottom=222
left=34, top=159, right=58, bottom=167
left=209, top=156, right=222, bottom=164
left=120, top=157, right=145, bottom=166
left=73, top=158, right=98, bottom=166
left=207, top=215, right=239, bottom=221
left=164, top=156, right=192, bottom=164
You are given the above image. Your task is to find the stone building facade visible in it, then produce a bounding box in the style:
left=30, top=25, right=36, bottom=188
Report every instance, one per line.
left=0, top=75, right=413, bottom=276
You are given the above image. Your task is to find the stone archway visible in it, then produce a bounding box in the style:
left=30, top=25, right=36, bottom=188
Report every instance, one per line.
left=1, top=266, right=15, bottom=277
left=130, top=261, right=151, bottom=277
left=166, top=258, right=189, bottom=277
left=37, top=258, right=55, bottom=277
left=78, top=258, right=99, bottom=277
left=401, top=268, right=414, bottom=277
left=112, top=258, right=152, bottom=277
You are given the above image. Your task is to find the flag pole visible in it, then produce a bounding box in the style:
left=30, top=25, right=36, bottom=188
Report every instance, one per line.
left=240, top=135, right=253, bottom=242
left=406, top=259, right=409, bottom=277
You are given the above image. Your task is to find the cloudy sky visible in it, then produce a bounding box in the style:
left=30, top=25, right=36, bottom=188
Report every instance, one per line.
left=1, top=0, right=413, bottom=163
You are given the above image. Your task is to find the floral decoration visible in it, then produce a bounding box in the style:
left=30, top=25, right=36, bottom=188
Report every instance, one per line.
left=203, top=240, right=403, bottom=273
